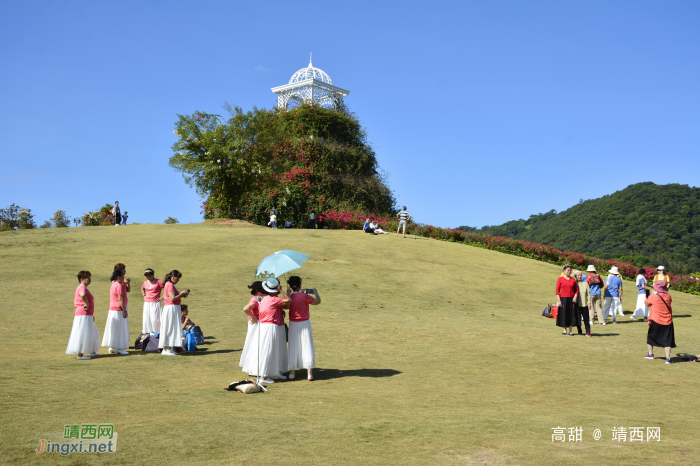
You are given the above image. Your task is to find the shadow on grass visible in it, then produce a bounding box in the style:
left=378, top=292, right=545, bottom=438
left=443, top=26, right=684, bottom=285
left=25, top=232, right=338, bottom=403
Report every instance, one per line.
left=311, top=368, right=402, bottom=380
left=183, top=348, right=240, bottom=356
left=590, top=333, right=620, bottom=337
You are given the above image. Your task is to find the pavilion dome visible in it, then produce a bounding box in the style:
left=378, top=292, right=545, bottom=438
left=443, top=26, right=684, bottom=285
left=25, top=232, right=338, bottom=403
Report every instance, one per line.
left=289, top=60, right=332, bottom=85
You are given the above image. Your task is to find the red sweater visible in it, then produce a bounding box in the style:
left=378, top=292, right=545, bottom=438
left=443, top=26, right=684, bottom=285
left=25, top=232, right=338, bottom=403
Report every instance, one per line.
left=646, top=293, right=673, bottom=326
left=556, top=277, right=579, bottom=298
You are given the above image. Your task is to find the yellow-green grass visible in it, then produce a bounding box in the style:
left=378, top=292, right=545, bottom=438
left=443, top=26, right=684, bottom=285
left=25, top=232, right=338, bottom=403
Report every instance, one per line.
left=1, top=222, right=699, bottom=465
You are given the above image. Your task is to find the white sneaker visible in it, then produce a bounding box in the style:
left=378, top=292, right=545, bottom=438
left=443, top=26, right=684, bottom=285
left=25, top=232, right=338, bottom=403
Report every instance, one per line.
left=589, top=321, right=594, bottom=326
left=601, top=322, right=606, bottom=326
left=162, top=350, right=176, bottom=356
left=77, top=355, right=91, bottom=360
left=90, top=352, right=100, bottom=357
left=259, top=378, right=275, bottom=384
left=630, top=316, right=637, bottom=320
left=108, top=348, right=116, bottom=354
left=272, top=375, right=287, bottom=380
left=116, top=349, right=128, bottom=355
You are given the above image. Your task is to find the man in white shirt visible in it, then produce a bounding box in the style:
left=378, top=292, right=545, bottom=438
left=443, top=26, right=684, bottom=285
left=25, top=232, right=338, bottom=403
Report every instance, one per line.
left=396, top=207, right=411, bottom=238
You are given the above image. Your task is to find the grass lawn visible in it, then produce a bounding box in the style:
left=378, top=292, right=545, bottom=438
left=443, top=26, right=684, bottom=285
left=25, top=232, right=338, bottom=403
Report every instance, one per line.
left=1, top=221, right=699, bottom=465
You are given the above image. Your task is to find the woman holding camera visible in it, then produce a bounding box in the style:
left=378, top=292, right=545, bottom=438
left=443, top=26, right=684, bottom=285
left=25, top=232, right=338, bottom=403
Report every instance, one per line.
left=286, top=276, right=321, bottom=381
left=159, top=270, right=188, bottom=356
left=242, top=277, right=290, bottom=384
left=102, top=268, right=130, bottom=354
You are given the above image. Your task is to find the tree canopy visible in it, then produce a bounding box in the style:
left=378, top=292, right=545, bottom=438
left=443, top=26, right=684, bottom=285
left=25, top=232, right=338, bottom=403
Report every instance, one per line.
left=458, top=182, right=700, bottom=274
left=169, top=104, right=395, bottom=227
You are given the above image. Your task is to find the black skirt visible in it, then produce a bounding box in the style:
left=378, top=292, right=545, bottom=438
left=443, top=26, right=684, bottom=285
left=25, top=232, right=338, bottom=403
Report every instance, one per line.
left=647, top=320, right=676, bottom=348
left=556, top=297, right=580, bottom=328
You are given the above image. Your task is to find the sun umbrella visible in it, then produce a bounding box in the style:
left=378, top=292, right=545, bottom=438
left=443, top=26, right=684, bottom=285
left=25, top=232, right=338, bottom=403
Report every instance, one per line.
left=255, top=250, right=310, bottom=279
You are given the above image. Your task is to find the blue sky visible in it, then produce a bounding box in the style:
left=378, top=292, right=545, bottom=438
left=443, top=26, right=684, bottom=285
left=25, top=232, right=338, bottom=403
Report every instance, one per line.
left=1, top=0, right=698, bottom=228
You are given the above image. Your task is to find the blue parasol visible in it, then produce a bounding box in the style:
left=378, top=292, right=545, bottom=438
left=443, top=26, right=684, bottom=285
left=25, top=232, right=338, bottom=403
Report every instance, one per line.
left=255, top=250, right=310, bottom=279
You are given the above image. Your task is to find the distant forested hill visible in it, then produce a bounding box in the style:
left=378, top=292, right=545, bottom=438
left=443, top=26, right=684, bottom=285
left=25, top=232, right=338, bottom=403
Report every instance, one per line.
left=457, top=183, right=700, bottom=274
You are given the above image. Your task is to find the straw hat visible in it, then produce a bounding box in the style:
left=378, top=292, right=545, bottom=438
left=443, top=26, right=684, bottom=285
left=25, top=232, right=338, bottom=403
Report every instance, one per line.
left=609, top=266, right=620, bottom=275
left=586, top=265, right=596, bottom=272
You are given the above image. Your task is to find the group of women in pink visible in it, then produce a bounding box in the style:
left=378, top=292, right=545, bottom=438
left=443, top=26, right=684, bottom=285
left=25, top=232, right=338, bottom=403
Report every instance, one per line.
left=239, top=276, right=321, bottom=383
left=66, top=265, right=189, bottom=359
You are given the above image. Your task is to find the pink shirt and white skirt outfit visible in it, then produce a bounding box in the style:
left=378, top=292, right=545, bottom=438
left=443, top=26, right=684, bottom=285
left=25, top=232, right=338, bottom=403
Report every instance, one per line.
left=102, top=282, right=130, bottom=350
left=239, top=296, right=261, bottom=367
left=159, top=282, right=183, bottom=348
left=142, top=279, right=164, bottom=333
left=242, top=295, right=288, bottom=378
left=66, top=285, right=101, bottom=355
left=288, top=292, right=316, bottom=370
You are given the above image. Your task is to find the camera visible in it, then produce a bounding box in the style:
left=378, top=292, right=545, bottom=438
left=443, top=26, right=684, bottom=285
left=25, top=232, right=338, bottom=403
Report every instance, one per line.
left=186, top=289, right=191, bottom=293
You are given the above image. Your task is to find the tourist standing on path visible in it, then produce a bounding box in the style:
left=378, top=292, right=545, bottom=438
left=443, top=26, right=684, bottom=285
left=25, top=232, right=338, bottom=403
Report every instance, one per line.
left=309, top=211, right=316, bottom=229
left=141, top=268, right=164, bottom=333
left=239, top=281, right=264, bottom=369
left=66, top=271, right=101, bottom=359
left=396, top=207, right=411, bottom=238
left=652, top=266, right=669, bottom=293
left=644, top=280, right=675, bottom=364
left=575, top=271, right=592, bottom=337
left=113, top=201, right=121, bottom=226
left=556, top=264, right=580, bottom=335
left=242, top=278, right=291, bottom=384
left=102, top=268, right=129, bottom=354
left=286, top=276, right=321, bottom=381
left=160, top=270, right=188, bottom=356
left=586, top=265, right=605, bottom=326
left=602, top=266, right=624, bottom=323
left=632, top=268, right=649, bottom=321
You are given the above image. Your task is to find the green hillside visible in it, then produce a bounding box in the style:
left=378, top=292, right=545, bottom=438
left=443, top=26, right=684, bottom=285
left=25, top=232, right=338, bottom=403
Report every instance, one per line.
left=2, top=223, right=700, bottom=465
left=458, top=182, right=700, bottom=274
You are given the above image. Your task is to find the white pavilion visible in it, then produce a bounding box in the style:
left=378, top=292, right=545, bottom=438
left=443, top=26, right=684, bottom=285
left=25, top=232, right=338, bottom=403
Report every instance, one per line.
left=271, top=55, right=350, bottom=110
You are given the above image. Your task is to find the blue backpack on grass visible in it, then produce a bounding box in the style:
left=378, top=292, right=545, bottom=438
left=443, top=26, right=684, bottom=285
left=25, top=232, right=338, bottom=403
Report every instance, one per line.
left=184, top=331, right=197, bottom=352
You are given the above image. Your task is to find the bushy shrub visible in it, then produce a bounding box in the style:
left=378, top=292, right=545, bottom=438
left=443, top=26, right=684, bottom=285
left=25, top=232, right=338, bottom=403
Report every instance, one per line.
left=164, top=217, right=179, bottom=224
left=51, top=210, right=71, bottom=228
left=410, top=224, right=700, bottom=296
left=0, top=204, right=36, bottom=230
left=80, top=204, right=114, bottom=226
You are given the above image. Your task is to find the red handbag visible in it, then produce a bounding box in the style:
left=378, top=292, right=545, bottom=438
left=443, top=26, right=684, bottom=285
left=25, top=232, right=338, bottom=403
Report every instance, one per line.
left=552, top=306, right=559, bottom=319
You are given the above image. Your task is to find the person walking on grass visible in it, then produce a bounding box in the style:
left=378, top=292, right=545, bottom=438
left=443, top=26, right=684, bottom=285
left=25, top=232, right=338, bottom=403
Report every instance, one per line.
left=309, top=211, right=316, bottom=229
left=644, top=280, right=675, bottom=364
left=102, top=268, right=129, bottom=354
left=141, top=268, right=164, bottom=333
left=286, top=276, right=321, bottom=381
left=121, top=211, right=128, bottom=225
left=586, top=265, right=605, bottom=326
left=602, top=266, right=623, bottom=324
left=239, top=281, right=264, bottom=369
left=575, top=271, right=592, bottom=337
left=159, top=270, right=189, bottom=356
left=396, top=206, right=411, bottom=238
left=66, top=271, right=101, bottom=360
left=632, top=268, right=649, bottom=322
left=556, top=264, right=579, bottom=336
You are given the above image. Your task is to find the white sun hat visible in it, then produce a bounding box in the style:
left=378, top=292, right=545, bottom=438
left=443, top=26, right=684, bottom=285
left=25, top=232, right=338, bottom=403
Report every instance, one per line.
left=609, top=266, right=619, bottom=275
left=262, top=277, right=280, bottom=293
left=586, top=265, right=596, bottom=272
left=657, top=265, right=665, bottom=270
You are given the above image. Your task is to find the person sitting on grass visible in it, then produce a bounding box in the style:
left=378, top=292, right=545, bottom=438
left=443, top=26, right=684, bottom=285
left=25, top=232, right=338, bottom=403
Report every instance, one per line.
left=284, top=220, right=293, bottom=229
left=371, top=221, right=388, bottom=234
left=362, top=218, right=375, bottom=234
left=181, top=304, right=195, bottom=331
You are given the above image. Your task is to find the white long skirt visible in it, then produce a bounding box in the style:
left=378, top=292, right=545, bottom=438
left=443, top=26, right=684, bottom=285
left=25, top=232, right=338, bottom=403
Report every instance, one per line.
left=142, top=301, right=162, bottom=333
left=633, top=293, right=649, bottom=318
left=239, top=321, right=258, bottom=367
left=159, top=304, right=182, bottom=348
left=66, top=315, right=101, bottom=355
left=242, top=323, right=288, bottom=378
left=288, top=320, right=315, bottom=370
left=102, top=309, right=130, bottom=350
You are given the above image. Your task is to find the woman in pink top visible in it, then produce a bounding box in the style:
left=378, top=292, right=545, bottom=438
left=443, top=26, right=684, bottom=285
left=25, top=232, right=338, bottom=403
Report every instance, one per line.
left=242, top=277, right=291, bottom=384
left=159, top=270, right=189, bottom=356
left=102, top=268, right=130, bottom=354
left=66, top=271, right=101, bottom=360
left=141, top=268, right=164, bottom=333
left=239, top=281, right=264, bottom=368
left=286, top=276, right=321, bottom=381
